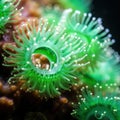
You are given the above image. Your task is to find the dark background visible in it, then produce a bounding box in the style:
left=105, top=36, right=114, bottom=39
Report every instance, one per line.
left=92, top=0, right=120, bottom=53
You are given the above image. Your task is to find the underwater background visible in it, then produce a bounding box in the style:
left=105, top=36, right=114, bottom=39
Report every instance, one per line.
left=93, top=0, right=120, bottom=53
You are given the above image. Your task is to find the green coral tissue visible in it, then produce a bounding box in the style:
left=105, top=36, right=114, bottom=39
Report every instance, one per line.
left=0, top=0, right=19, bottom=33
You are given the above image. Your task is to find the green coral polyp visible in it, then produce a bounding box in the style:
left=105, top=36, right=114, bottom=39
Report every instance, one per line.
left=0, top=0, right=19, bottom=33
left=4, top=19, right=88, bottom=98
left=58, top=9, right=114, bottom=69
left=80, top=49, right=120, bottom=88
left=72, top=87, right=120, bottom=120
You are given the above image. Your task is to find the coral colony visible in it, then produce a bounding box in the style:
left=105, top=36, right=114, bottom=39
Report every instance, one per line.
left=0, top=0, right=120, bottom=119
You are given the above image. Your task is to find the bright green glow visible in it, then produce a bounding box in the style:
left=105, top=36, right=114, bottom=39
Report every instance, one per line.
left=80, top=50, right=120, bottom=88
left=0, top=0, right=18, bottom=33
left=31, top=46, right=61, bottom=75
left=33, top=47, right=57, bottom=64
left=4, top=19, right=88, bottom=98
left=58, top=9, right=114, bottom=69
left=72, top=87, right=120, bottom=120
left=58, top=0, right=92, bottom=13
left=41, top=6, right=62, bottom=25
